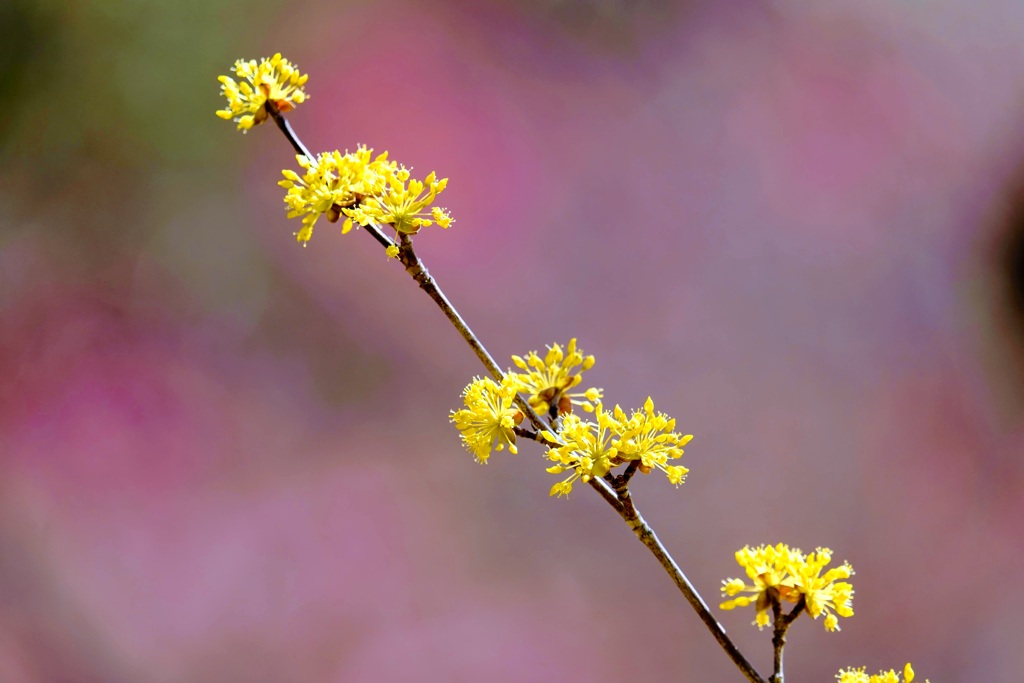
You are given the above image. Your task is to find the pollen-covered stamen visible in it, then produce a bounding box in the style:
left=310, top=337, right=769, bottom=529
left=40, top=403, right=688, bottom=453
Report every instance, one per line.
left=719, top=543, right=854, bottom=633
left=508, top=339, right=602, bottom=417
left=450, top=376, right=523, bottom=463
left=278, top=146, right=398, bottom=244
left=345, top=168, right=452, bottom=236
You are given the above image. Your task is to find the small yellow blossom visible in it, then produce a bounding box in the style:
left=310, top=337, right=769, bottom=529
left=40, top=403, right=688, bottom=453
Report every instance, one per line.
left=346, top=167, right=452, bottom=235
left=792, top=546, right=854, bottom=631
left=837, top=663, right=927, bottom=683
left=509, top=339, right=602, bottom=417
left=278, top=147, right=396, bottom=243
left=385, top=245, right=400, bottom=259
left=539, top=397, right=692, bottom=496
left=720, top=543, right=853, bottom=632
left=613, top=397, right=692, bottom=485
left=720, top=543, right=806, bottom=629
left=451, top=376, right=524, bottom=463
left=216, top=53, right=308, bottom=130
left=543, top=403, right=621, bottom=497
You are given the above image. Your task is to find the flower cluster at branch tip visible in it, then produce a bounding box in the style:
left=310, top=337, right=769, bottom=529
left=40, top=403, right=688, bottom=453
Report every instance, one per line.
left=216, top=56, right=452, bottom=246
left=510, top=339, right=602, bottom=417
left=720, top=543, right=854, bottom=632
left=216, top=53, right=308, bottom=131
left=837, top=663, right=928, bottom=683
left=453, top=341, right=692, bottom=498
left=450, top=376, right=523, bottom=463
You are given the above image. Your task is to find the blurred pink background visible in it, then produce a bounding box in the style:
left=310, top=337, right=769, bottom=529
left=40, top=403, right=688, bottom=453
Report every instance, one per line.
left=3, top=0, right=1024, bottom=681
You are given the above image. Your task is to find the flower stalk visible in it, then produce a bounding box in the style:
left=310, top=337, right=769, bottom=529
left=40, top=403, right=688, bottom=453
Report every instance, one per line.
left=268, top=109, right=764, bottom=683
left=769, top=597, right=804, bottom=683
left=608, top=475, right=766, bottom=683
left=216, top=55, right=930, bottom=683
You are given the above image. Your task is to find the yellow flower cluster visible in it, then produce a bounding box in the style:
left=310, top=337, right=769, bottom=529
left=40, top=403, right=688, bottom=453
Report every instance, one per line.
left=544, top=406, right=621, bottom=497
left=216, top=55, right=452, bottom=245
left=837, top=663, right=927, bottom=683
left=278, top=148, right=452, bottom=245
left=720, top=543, right=854, bottom=632
left=451, top=340, right=692, bottom=497
left=349, top=168, right=452, bottom=236
left=511, top=338, right=601, bottom=417
left=544, top=399, right=690, bottom=497
left=216, top=53, right=308, bottom=131
left=450, top=376, right=523, bottom=463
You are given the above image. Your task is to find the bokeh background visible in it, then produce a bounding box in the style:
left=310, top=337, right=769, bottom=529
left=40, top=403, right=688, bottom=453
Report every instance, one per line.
left=2, top=0, right=1024, bottom=681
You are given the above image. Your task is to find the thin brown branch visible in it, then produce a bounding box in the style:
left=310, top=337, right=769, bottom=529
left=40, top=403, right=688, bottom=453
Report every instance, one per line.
left=394, top=226, right=762, bottom=681
left=587, top=477, right=624, bottom=512
left=513, top=426, right=543, bottom=442
left=617, top=460, right=641, bottom=489
left=262, top=113, right=763, bottom=683
left=267, top=103, right=312, bottom=158
left=770, top=597, right=805, bottom=683
left=771, top=601, right=784, bottom=683
left=613, top=486, right=768, bottom=683
left=395, top=234, right=551, bottom=432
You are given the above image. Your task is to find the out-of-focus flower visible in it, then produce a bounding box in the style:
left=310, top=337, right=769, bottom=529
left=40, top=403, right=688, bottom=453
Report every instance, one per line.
left=614, top=397, right=691, bottom=485
left=278, top=147, right=395, bottom=243
left=346, top=168, right=452, bottom=235
left=508, top=339, right=601, bottom=417
left=543, top=403, right=621, bottom=497
left=451, top=376, right=523, bottom=463
left=836, top=663, right=926, bottom=683
left=216, top=53, right=308, bottom=130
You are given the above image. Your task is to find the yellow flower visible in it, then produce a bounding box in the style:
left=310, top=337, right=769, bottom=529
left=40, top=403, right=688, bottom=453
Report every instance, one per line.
left=538, top=397, right=692, bottom=496
left=346, top=167, right=452, bottom=236
left=791, top=547, right=854, bottom=631
left=216, top=53, right=308, bottom=131
left=721, top=543, right=854, bottom=632
left=509, top=339, right=602, bottom=417
left=837, top=670, right=870, bottom=683
left=278, top=147, right=396, bottom=244
left=836, top=663, right=926, bottom=683
left=275, top=145, right=454, bottom=246
left=613, top=397, right=692, bottom=485
left=720, top=543, right=806, bottom=629
left=451, top=376, right=523, bottom=463
left=543, top=403, right=621, bottom=497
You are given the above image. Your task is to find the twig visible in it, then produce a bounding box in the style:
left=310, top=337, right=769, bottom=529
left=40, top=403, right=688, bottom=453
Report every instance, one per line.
left=770, top=598, right=805, bottom=683
left=395, top=234, right=550, bottom=432
left=266, top=112, right=764, bottom=683
left=513, top=426, right=543, bottom=442
left=268, top=103, right=312, bottom=158
left=611, top=484, right=767, bottom=683
left=607, top=460, right=641, bottom=489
